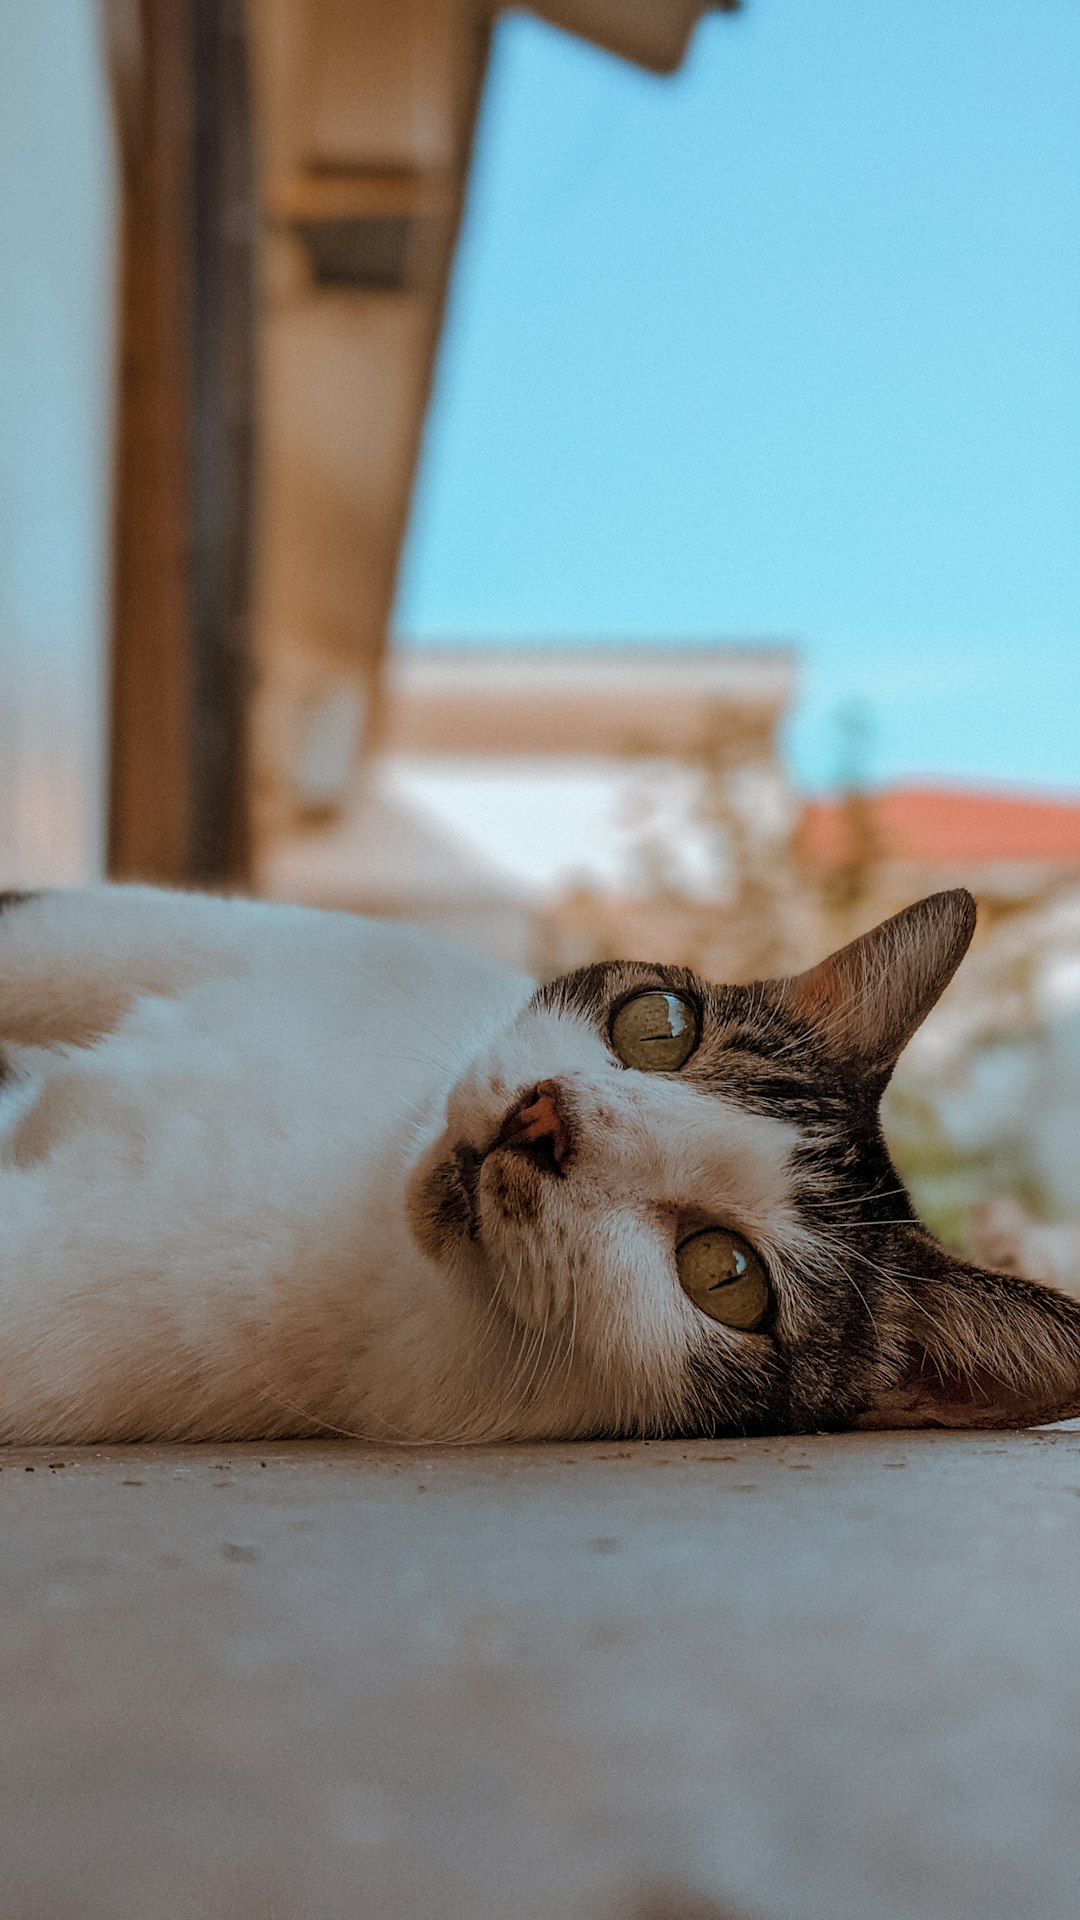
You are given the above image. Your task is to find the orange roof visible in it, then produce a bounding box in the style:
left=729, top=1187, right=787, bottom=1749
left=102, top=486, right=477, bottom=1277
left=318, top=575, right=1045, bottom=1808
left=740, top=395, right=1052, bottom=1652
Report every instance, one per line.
left=800, top=784, right=1080, bottom=866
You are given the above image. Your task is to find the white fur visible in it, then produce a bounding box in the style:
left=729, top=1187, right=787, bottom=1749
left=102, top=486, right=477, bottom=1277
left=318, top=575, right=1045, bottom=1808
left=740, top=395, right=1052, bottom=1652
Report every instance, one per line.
left=0, top=887, right=800, bottom=1445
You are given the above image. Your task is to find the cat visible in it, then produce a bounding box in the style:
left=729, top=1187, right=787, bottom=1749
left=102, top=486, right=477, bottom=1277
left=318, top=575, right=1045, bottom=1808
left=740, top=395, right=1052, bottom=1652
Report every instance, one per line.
left=0, top=881, right=1078, bottom=1447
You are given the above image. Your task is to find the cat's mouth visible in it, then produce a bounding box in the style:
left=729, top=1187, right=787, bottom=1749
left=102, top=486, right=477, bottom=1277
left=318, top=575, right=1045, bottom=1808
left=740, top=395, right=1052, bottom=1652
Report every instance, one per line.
left=410, top=1081, right=576, bottom=1262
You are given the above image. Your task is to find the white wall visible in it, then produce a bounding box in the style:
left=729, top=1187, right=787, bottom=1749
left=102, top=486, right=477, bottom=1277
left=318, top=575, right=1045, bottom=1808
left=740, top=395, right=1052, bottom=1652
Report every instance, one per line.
left=0, top=0, right=116, bottom=884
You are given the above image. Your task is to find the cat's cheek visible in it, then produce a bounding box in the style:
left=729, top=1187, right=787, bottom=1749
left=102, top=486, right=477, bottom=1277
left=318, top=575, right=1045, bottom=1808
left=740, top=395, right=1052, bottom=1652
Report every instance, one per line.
left=405, top=1134, right=482, bottom=1267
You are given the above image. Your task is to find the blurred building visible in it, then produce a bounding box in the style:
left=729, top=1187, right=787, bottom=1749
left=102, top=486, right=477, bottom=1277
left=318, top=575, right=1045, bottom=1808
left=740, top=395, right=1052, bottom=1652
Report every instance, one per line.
left=801, top=784, right=1080, bottom=923
left=260, top=642, right=807, bottom=974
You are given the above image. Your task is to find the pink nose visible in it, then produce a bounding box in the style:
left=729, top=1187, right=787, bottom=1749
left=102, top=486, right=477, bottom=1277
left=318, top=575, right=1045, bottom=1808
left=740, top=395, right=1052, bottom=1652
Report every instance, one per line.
left=493, top=1079, right=573, bottom=1172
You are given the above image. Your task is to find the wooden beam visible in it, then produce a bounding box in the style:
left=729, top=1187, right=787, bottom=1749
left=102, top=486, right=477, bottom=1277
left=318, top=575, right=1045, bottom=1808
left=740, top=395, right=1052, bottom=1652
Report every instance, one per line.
left=107, top=0, right=256, bottom=886
left=248, top=1, right=494, bottom=845
left=266, top=168, right=453, bottom=224
left=108, top=0, right=196, bottom=883
left=521, top=0, right=737, bottom=75
left=189, top=0, right=256, bottom=885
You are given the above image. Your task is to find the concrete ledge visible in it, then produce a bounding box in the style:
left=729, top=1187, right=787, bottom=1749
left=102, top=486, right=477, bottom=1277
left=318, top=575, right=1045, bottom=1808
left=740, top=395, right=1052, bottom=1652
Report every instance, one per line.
left=5, top=1432, right=1080, bottom=1919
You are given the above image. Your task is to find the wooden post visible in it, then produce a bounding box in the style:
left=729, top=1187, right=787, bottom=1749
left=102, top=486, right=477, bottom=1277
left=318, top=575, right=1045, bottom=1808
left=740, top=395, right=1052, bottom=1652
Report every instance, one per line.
left=190, top=0, right=256, bottom=885
left=107, top=0, right=254, bottom=886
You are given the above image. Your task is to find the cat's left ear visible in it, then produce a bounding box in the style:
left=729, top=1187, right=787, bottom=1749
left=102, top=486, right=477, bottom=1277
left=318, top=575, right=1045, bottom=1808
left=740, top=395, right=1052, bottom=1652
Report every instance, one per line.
left=774, top=890, right=976, bottom=1088
left=858, top=1234, right=1080, bottom=1430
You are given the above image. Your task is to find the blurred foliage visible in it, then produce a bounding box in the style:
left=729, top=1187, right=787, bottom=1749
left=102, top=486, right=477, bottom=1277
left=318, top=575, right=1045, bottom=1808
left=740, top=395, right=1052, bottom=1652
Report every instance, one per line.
left=538, top=705, right=812, bottom=983
left=884, top=1080, right=1056, bottom=1252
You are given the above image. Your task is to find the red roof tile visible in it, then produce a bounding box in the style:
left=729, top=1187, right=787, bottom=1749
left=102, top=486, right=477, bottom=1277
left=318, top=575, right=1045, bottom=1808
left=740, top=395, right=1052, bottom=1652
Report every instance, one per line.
left=800, top=784, right=1080, bottom=866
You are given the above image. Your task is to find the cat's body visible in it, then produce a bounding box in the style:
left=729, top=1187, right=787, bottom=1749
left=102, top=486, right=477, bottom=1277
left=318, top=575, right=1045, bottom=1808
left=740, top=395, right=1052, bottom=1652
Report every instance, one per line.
left=2, top=883, right=1080, bottom=1445
left=0, top=888, right=544, bottom=1444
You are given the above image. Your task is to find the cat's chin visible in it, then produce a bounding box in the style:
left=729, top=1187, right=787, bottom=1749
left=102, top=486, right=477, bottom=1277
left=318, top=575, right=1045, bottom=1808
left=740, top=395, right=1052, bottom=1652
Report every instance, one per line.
left=406, top=1131, right=507, bottom=1261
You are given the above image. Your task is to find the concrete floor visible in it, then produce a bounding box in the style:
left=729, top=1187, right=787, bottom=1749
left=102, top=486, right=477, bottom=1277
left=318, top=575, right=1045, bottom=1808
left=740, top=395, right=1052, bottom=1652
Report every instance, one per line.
left=5, top=1431, right=1080, bottom=1920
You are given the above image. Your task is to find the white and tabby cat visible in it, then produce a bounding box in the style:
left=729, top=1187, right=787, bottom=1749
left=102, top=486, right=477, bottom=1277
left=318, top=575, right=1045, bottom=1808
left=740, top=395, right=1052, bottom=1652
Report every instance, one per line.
left=0, top=883, right=1077, bottom=1445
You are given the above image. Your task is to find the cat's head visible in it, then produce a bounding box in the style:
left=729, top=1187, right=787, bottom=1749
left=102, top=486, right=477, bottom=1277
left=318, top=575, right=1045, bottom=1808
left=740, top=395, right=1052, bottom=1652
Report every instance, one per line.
left=409, top=890, right=1080, bottom=1437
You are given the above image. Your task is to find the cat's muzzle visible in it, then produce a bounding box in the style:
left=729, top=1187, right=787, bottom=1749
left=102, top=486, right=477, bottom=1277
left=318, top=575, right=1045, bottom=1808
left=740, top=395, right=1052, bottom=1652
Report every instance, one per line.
left=412, top=1080, right=575, bottom=1262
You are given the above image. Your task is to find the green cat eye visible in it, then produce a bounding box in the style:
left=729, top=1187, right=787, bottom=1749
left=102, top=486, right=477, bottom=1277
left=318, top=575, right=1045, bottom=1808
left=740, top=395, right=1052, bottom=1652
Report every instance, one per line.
left=609, top=990, right=699, bottom=1073
left=676, top=1228, right=771, bottom=1331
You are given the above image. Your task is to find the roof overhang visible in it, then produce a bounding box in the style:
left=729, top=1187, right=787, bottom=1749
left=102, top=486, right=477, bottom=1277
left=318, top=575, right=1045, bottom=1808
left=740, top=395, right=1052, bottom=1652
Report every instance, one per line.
left=518, top=2, right=738, bottom=75
left=380, top=645, right=798, bottom=756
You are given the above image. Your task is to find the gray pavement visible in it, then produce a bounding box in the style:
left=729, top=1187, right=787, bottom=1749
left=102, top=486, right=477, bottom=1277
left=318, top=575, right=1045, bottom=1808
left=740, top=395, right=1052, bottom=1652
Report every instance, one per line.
left=4, top=1430, right=1080, bottom=1920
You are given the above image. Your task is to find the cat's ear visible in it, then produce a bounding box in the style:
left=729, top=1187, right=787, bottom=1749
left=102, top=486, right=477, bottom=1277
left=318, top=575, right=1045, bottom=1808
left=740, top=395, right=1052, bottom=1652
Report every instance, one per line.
left=858, top=1235, right=1080, bottom=1429
left=774, top=890, right=976, bottom=1086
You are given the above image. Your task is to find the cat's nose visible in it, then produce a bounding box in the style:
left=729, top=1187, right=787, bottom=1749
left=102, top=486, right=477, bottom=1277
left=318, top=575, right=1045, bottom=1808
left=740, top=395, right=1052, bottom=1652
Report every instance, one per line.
left=492, top=1079, right=573, bottom=1176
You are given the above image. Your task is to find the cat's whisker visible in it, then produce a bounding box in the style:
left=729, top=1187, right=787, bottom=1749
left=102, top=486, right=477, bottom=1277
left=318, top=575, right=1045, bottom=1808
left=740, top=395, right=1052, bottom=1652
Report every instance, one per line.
left=536, top=1286, right=584, bottom=1424
left=520, top=1306, right=555, bottom=1418
left=565, top=1263, right=580, bottom=1405
left=803, top=1184, right=911, bottom=1211
left=518, top=1305, right=549, bottom=1428
left=250, top=1372, right=383, bottom=1446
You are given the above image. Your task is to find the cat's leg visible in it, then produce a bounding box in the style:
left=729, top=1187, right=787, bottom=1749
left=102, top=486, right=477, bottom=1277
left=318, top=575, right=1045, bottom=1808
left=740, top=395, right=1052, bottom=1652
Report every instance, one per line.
left=0, top=884, right=263, bottom=1046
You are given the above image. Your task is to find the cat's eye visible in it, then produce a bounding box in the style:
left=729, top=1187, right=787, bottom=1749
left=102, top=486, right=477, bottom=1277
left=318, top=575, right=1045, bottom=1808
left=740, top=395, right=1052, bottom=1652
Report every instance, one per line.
left=676, top=1228, right=771, bottom=1331
left=609, top=990, right=699, bottom=1073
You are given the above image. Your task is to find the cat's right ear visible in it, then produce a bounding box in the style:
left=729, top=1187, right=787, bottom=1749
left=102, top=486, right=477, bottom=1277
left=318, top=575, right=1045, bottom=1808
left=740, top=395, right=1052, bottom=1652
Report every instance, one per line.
left=858, top=1232, right=1080, bottom=1430
left=773, top=890, right=976, bottom=1088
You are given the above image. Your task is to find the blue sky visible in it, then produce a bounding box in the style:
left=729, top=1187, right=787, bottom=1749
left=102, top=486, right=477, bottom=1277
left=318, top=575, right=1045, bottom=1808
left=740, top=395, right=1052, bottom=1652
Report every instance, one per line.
left=394, top=1, right=1080, bottom=794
